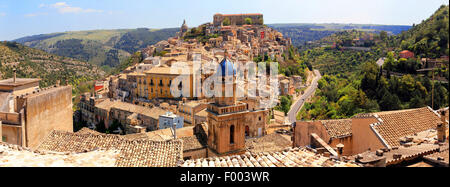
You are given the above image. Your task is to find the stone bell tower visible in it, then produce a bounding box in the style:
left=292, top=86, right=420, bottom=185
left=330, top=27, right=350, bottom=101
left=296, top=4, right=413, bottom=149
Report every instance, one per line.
left=215, top=50, right=237, bottom=106
left=206, top=51, right=248, bottom=157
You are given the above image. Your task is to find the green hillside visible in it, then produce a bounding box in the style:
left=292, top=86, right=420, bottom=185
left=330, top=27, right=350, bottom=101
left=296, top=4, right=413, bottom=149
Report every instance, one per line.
left=0, top=41, right=104, bottom=102
left=13, top=28, right=179, bottom=71
left=268, top=23, right=411, bottom=47
left=298, top=5, right=449, bottom=120
left=397, top=5, right=449, bottom=58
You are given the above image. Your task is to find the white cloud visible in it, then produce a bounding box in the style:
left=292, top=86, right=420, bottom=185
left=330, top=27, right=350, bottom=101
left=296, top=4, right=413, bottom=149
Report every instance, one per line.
left=41, top=2, right=103, bottom=14
left=0, top=12, right=5, bottom=17
left=25, top=12, right=48, bottom=17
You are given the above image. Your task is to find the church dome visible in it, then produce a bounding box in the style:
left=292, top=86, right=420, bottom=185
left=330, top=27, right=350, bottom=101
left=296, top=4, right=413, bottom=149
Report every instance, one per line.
left=181, top=20, right=188, bottom=33
left=218, top=57, right=236, bottom=77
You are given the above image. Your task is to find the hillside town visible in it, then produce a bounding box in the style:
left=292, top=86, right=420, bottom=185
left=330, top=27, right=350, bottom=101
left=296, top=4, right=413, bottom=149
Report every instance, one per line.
left=0, top=13, right=448, bottom=168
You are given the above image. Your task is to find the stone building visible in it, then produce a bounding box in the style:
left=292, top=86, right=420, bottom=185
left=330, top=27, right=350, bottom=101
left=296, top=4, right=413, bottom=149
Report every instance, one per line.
left=294, top=107, right=448, bottom=156
left=137, top=67, right=194, bottom=100
left=294, top=119, right=353, bottom=156
left=159, top=112, right=184, bottom=130
left=213, top=13, right=264, bottom=27
left=0, top=77, right=73, bottom=148
left=177, top=100, right=208, bottom=126
left=79, top=98, right=167, bottom=133
left=206, top=54, right=268, bottom=157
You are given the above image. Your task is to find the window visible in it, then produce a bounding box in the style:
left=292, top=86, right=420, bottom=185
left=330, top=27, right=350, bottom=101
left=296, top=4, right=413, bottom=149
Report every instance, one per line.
left=230, top=125, right=235, bottom=145
left=2, top=136, right=6, bottom=142
left=159, top=80, right=163, bottom=86
left=259, top=116, right=262, bottom=121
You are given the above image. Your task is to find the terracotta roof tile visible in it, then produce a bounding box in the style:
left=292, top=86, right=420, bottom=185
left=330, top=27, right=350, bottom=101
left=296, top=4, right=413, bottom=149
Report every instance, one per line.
left=372, top=107, right=441, bottom=147
left=181, top=133, right=207, bottom=151
left=36, top=130, right=183, bottom=167
left=180, top=147, right=359, bottom=167
left=321, top=119, right=352, bottom=139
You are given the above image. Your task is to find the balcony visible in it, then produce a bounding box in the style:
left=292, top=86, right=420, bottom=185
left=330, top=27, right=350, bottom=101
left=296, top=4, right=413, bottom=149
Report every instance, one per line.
left=0, top=112, right=22, bottom=125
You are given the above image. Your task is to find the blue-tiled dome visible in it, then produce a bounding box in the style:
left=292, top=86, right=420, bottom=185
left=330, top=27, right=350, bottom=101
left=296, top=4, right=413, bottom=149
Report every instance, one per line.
left=218, top=57, right=236, bottom=77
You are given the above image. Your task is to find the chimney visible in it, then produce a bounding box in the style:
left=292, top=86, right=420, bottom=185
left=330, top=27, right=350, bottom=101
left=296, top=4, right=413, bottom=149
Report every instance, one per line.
left=13, top=65, right=16, bottom=83
left=437, top=110, right=447, bottom=143
left=173, top=121, right=177, bottom=139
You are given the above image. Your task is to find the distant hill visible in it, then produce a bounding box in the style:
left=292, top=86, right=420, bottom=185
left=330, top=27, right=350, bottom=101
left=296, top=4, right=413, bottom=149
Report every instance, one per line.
left=13, top=28, right=179, bottom=71
left=12, top=23, right=410, bottom=71
left=0, top=41, right=104, bottom=89
left=268, top=23, right=411, bottom=47
left=397, top=5, right=449, bottom=58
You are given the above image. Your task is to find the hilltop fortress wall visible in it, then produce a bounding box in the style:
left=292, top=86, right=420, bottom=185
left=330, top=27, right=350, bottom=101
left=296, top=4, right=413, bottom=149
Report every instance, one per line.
left=213, top=13, right=264, bottom=27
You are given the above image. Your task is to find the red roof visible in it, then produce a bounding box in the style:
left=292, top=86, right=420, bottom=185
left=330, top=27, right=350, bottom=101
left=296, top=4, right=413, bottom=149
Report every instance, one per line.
left=400, top=50, right=413, bottom=54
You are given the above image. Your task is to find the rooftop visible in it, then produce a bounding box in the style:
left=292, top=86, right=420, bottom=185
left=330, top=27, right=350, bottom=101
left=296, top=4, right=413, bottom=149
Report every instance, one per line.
left=423, top=145, right=449, bottom=167
left=0, top=143, right=118, bottom=167
left=181, top=133, right=208, bottom=152
left=180, top=147, right=359, bottom=167
left=245, top=133, right=292, bottom=153
left=95, top=99, right=167, bottom=120
left=145, top=67, right=192, bottom=75
left=36, top=130, right=183, bottom=167
left=371, top=107, right=442, bottom=147
left=321, top=119, right=353, bottom=139
left=0, top=78, right=40, bottom=87
left=351, top=142, right=447, bottom=167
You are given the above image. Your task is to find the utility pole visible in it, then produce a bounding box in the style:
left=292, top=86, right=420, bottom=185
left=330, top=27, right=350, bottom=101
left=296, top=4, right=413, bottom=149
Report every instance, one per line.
left=432, top=68, right=435, bottom=109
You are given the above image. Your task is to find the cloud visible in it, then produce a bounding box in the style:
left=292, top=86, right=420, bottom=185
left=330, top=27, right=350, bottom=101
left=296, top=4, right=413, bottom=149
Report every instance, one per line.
left=0, top=12, right=5, bottom=17
left=25, top=12, right=48, bottom=17
left=41, top=2, right=103, bottom=14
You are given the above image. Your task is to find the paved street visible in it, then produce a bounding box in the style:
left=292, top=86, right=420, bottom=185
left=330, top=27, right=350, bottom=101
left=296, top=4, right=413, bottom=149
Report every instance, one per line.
left=287, top=70, right=321, bottom=124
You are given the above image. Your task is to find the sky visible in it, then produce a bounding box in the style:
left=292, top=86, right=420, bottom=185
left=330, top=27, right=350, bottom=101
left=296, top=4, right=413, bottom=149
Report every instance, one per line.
left=0, top=0, right=448, bottom=41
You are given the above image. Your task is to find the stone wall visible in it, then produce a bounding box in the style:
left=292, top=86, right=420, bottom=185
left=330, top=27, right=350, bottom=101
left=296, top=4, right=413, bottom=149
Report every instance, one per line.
left=207, top=112, right=246, bottom=155
left=351, top=117, right=385, bottom=154
left=1, top=125, right=21, bottom=145
left=23, top=86, right=73, bottom=148
left=329, top=136, right=353, bottom=156
left=293, top=121, right=330, bottom=147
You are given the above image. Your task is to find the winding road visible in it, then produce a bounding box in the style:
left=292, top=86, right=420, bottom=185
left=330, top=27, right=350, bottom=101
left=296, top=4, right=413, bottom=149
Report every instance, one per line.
left=287, top=70, right=321, bottom=124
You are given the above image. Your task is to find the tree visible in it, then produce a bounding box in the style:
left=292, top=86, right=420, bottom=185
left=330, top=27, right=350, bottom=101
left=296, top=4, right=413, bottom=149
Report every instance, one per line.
left=379, top=91, right=401, bottom=111
left=245, top=18, right=253, bottom=25
left=380, top=31, right=388, bottom=41
left=222, top=18, right=231, bottom=26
